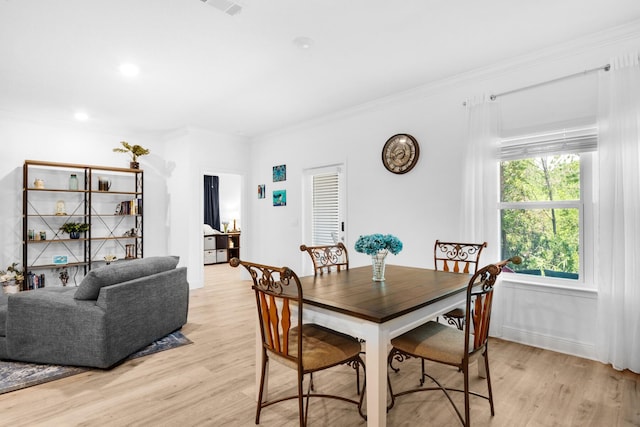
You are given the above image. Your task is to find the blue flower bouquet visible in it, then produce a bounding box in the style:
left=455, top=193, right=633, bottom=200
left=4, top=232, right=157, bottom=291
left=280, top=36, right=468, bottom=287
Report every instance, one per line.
left=354, top=234, right=403, bottom=281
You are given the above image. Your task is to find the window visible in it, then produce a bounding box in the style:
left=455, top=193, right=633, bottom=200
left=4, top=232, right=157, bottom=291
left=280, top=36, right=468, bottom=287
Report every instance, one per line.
left=499, top=127, right=596, bottom=282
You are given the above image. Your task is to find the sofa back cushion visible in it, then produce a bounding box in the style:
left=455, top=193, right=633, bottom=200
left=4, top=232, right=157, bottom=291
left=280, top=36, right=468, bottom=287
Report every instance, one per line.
left=74, top=256, right=179, bottom=300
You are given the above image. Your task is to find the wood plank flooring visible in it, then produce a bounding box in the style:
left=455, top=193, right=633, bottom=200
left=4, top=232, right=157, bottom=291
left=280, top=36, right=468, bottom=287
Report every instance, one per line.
left=0, top=263, right=638, bottom=426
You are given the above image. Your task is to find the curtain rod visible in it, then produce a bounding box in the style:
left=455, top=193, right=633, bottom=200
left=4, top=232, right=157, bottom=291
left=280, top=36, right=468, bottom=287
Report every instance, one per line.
left=489, top=63, right=610, bottom=101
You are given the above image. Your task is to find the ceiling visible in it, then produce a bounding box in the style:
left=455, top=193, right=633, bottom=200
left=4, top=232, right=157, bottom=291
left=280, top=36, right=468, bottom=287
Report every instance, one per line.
left=2, top=0, right=640, bottom=138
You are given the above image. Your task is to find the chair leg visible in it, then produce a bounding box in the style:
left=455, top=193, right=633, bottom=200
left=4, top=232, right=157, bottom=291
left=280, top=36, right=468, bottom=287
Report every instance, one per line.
left=463, top=365, right=470, bottom=427
left=298, top=371, right=306, bottom=427
left=484, top=349, right=495, bottom=416
left=420, top=358, right=426, bottom=386
left=256, top=351, right=268, bottom=424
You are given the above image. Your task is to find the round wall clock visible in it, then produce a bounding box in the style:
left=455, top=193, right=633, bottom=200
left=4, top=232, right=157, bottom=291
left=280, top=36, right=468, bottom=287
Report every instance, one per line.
left=382, top=133, right=420, bottom=174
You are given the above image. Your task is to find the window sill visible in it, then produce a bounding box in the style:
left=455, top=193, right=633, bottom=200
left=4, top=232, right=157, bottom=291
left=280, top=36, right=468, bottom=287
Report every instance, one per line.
left=500, top=273, right=597, bottom=296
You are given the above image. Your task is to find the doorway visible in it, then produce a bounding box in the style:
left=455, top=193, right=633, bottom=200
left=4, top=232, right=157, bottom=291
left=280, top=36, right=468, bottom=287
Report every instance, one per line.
left=301, top=164, right=346, bottom=276
left=202, top=172, right=243, bottom=285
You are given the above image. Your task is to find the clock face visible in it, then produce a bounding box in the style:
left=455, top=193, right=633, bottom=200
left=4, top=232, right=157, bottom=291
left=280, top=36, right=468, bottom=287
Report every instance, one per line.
left=382, top=134, right=420, bottom=174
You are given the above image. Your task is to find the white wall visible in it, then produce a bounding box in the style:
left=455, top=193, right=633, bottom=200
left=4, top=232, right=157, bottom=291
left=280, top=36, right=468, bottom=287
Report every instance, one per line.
left=0, top=113, right=169, bottom=286
left=246, top=29, right=640, bottom=360
left=164, top=127, right=249, bottom=289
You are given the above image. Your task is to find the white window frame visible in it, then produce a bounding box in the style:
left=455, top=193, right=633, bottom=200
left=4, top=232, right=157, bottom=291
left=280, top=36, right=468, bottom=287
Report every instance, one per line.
left=498, top=128, right=595, bottom=289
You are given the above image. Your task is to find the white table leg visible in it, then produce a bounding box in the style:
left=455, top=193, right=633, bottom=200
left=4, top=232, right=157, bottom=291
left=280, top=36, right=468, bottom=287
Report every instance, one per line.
left=364, top=325, right=387, bottom=427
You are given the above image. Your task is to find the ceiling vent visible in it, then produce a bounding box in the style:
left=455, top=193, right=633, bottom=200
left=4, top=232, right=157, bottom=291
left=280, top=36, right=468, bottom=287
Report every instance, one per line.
left=200, top=0, right=243, bottom=16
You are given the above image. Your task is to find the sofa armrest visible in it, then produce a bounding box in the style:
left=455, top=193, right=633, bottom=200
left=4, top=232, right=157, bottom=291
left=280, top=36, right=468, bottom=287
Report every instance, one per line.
left=95, top=267, right=189, bottom=363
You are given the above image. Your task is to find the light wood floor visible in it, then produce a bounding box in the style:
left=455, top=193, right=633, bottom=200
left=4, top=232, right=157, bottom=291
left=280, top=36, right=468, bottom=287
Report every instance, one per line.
left=1, top=263, right=638, bottom=426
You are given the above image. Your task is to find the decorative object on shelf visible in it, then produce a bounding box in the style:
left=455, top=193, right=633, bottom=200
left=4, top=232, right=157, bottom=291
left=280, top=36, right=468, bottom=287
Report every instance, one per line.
left=382, top=133, right=420, bottom=174
left=59, top=268, right=69, bottom=286
left=68, top=174, right=79, bottom=190
left=59, top=222, right=89, bottom=239
left=125, top=244, right=136, bottom=259
left=354, top=234, right=403, bottom=281
left=104, top=255, right=117, bottom=265
left=98, top=177, right=111, bottom=191
left=52, top=255, right=68, bottom=265
left=221, top=221, right=229, bottom=233
left=123, top=228, right=138, bottom=237
left=55, top=200, right=66, bottom=216
left=272, top=164, right=286, bottom=182
left=258, top=184, right=265, bottom=199
left=112, top=141, right=150, bottom=169
left=27, top=229, right=35, bottom=241
left=1, top=263, right=24, bottom=294
left=39, top=231, right=46, bottom=241
left=273, top=189, right=286, bottom=206
left=33, top=178, right=44, bottom=189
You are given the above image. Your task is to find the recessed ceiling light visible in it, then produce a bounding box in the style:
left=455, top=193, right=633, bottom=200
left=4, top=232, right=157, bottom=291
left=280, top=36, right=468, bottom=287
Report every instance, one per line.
left=292, top=36, right=314, bottom=50
left=74, top=112, right=89, bottom=121
left=119, top=63, right=139, bottom=77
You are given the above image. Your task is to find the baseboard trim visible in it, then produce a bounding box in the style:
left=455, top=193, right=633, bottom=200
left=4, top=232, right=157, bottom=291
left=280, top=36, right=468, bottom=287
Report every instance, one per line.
left=499, top=325, right=596, bottom=361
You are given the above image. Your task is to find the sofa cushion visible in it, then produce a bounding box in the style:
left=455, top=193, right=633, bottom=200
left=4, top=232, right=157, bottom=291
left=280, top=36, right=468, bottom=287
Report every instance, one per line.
left=0, top=294, right=8, bottom=337
left=74, top=256, right=179, bottom=300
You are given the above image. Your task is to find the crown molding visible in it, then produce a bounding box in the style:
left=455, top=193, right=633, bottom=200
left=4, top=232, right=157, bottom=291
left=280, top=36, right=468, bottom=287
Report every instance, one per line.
left=257, top=19, right=640, bottom=140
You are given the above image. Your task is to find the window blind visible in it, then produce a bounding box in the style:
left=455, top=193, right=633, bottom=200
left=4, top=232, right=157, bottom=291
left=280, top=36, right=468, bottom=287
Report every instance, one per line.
left=500, top=126, right=597, bottom=160
left=312, top=172, right=339, bottom=245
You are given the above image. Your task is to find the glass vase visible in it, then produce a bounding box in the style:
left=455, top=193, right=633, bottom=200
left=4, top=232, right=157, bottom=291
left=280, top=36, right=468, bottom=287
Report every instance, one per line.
left=371, top=249, right=388, bottom=281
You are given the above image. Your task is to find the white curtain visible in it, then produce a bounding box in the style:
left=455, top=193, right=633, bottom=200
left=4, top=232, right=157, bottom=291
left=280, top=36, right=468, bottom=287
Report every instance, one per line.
left=595, top=53, right=640, bottom=373
left=461, top=96, right=501, bottom=262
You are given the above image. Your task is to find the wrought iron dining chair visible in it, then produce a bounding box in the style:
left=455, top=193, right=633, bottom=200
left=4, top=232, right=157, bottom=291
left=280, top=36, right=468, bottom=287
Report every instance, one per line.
left=230, top=258, right=366, bottom=426
left=300, top=242, right=364, bottom=395
left=435, top=240, right=487, bottom=330
left=300, top=242, right=349, bottom=275
left=387, top=256, right=521, bottom=427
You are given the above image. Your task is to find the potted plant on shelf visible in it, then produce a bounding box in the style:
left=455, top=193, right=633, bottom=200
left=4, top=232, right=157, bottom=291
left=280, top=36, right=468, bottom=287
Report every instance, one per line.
left=60, top=222, right=90, bottom=239
left=113, top=141, right=150, bottom=169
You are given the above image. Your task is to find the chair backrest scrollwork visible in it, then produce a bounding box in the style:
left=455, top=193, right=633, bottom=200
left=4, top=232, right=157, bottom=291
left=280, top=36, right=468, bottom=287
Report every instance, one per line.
left=300, top=242, right=349, bottom=275
left=434, top=240, right=487, bottom=274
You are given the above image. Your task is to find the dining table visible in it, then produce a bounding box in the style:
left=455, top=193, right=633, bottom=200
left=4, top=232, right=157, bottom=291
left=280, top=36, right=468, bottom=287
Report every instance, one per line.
left=294, top=264, right=472, bottom=427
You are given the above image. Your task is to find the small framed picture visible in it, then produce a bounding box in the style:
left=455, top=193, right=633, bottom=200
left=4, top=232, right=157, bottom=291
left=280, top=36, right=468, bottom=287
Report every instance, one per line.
left=258, top=184, right=266, bottom=199
left=114, top=203, right=122, bottom=215
left=273, top=164, right=286, bottom=182
left=273, top=190, right=287, bottom=207
left=53, top=255, right=68, bottom=265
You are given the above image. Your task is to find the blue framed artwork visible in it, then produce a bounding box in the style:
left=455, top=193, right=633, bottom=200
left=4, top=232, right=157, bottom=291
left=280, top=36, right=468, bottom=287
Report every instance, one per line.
left=273, top=190, right=286, bottom=206
left=273, top=164, right=286, bottom=182
left=258, top=184, right=266, bottom=199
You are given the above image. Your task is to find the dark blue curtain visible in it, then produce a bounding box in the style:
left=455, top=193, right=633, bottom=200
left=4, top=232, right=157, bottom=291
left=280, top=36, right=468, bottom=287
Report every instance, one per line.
left=204, top=175, right=220, bottom=231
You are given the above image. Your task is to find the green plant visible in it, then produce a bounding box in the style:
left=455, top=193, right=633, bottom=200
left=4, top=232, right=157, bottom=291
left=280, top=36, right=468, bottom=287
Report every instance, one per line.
left=113, top=141, right=150, bottom=162
left=1, top=262, right=24, bottom=282
left=60, top=222, right=90, bottom=234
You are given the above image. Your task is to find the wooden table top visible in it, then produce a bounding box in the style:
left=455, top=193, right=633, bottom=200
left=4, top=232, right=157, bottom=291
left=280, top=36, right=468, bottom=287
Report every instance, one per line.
left=298, top=265, right=470, bottom=323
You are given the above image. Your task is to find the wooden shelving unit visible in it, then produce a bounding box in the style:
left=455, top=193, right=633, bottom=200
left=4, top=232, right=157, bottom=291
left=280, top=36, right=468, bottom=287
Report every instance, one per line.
left=22, top=160, right=143, bottom=288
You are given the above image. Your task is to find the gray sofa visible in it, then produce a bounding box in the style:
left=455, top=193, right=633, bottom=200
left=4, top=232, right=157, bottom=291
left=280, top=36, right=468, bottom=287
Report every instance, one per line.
left=0, top=256, right=189, bottom=368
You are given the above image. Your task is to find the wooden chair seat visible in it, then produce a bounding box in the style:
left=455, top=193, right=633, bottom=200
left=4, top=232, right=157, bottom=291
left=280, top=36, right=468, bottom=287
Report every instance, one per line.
left=391, top=321, right=473, bottom=366
left=272, top=323, right=362, bottom=372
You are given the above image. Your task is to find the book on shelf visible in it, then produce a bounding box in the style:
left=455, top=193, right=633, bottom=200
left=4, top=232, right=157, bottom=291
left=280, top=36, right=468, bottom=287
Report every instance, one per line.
left=116, top=198, right=143, bottom=215
left=24, top=272, right=45, bottom=291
